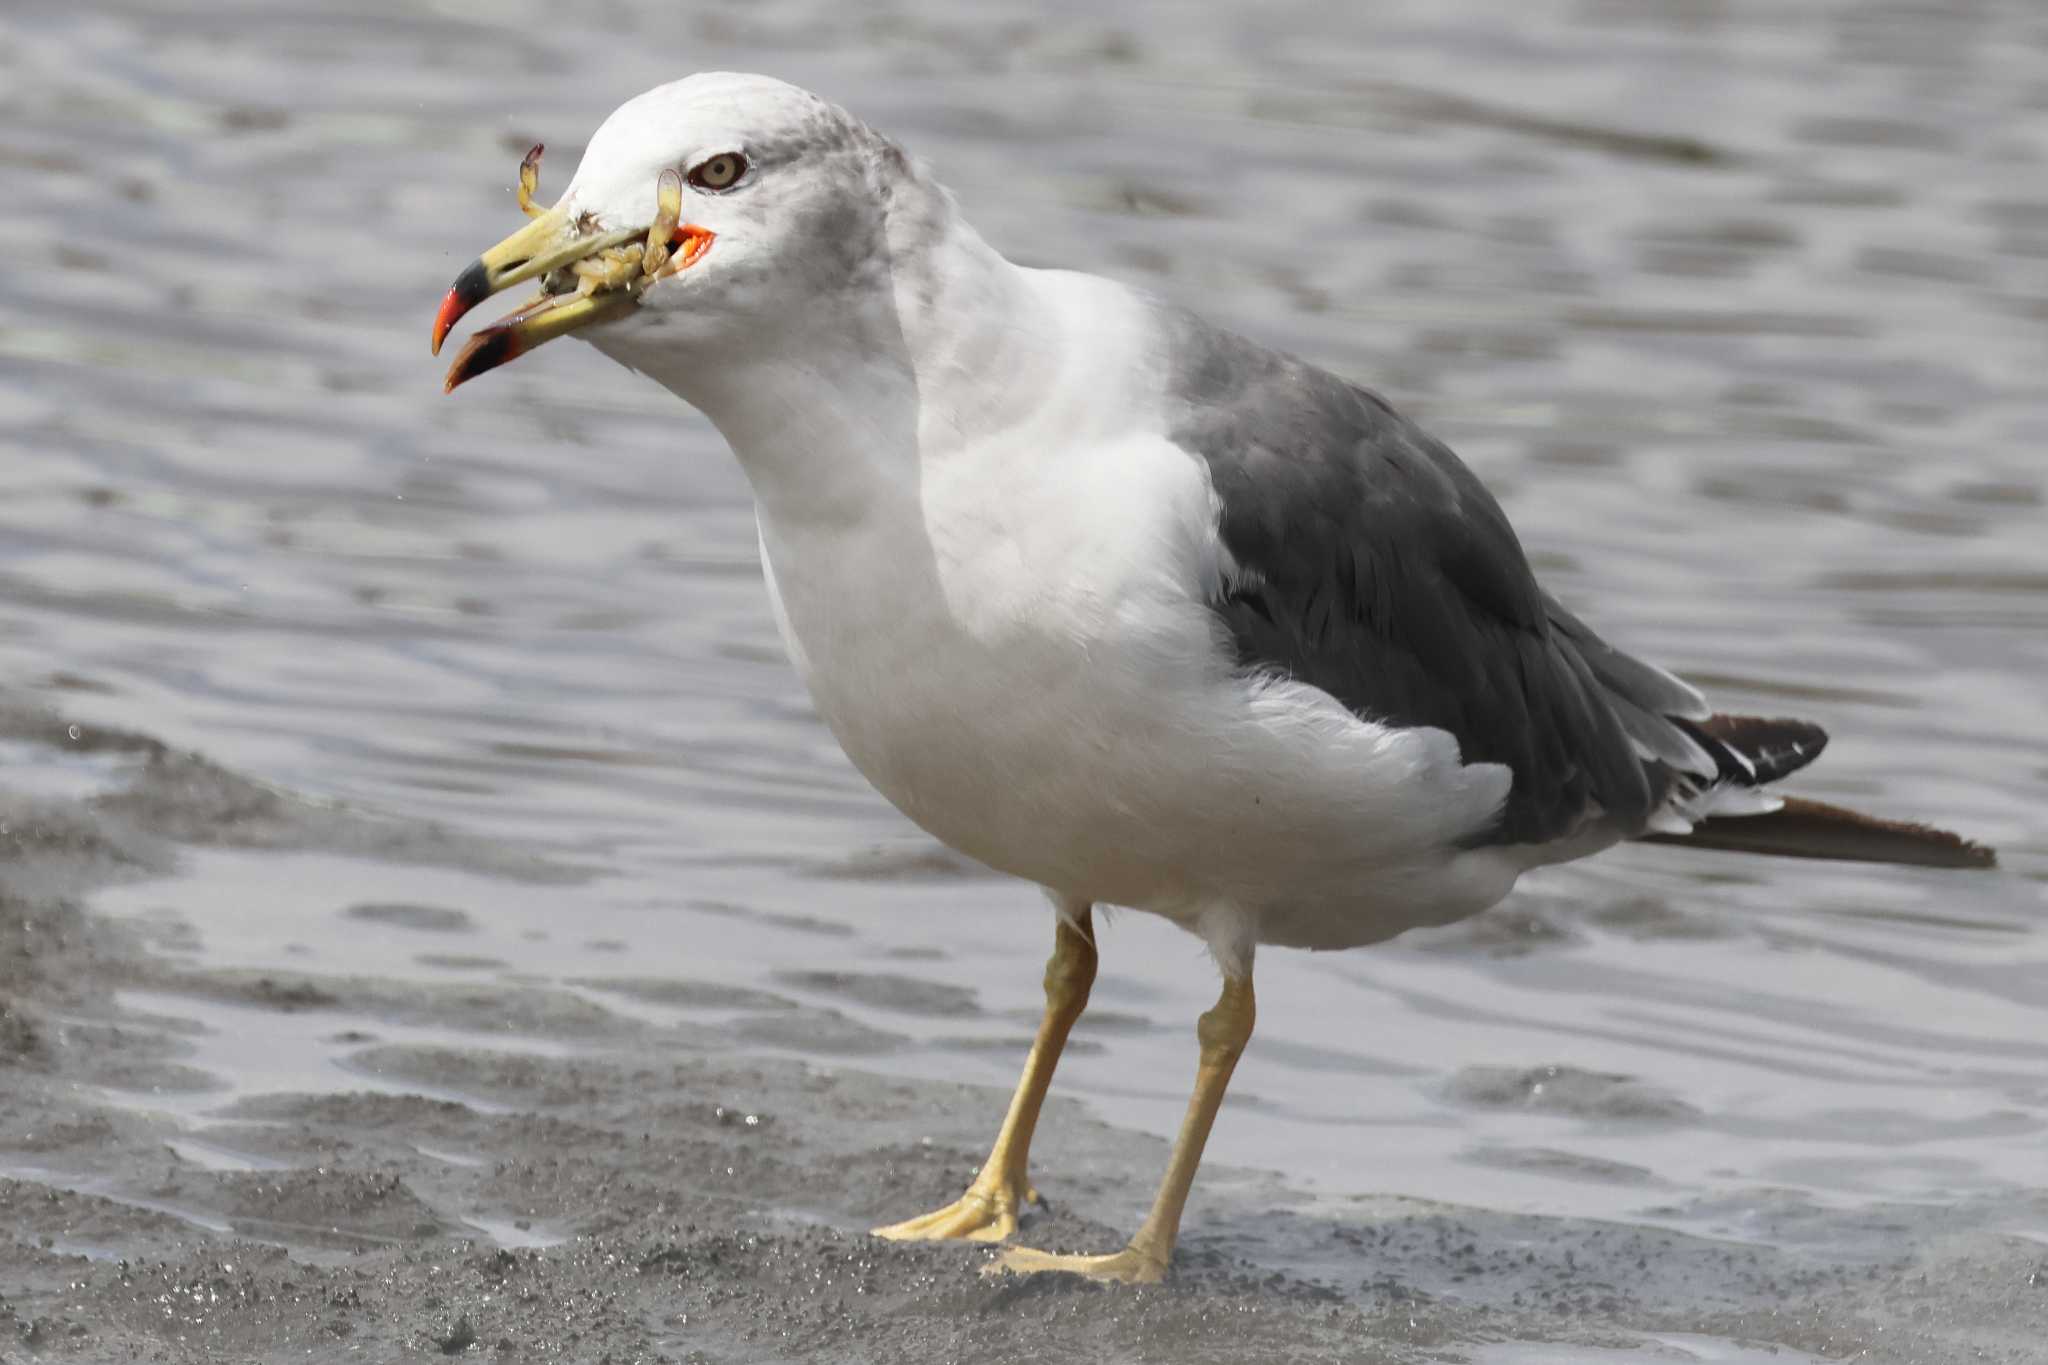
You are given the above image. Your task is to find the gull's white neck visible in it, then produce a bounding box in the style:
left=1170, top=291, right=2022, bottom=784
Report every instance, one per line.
left=603, top=199, right=1080, bottom=534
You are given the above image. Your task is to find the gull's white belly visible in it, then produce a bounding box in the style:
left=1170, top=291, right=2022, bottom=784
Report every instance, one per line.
left=751, top=442, right=1522, bottom=949
left=759, top=514, right=1186, bottom=903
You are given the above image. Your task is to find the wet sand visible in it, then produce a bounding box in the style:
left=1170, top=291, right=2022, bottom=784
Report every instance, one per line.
left=4, top=702, right=2045, bottom=1362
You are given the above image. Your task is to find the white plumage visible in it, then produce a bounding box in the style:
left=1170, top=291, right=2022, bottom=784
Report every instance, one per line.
left=568, top=79, right=1559, bottom=968
left=434, top=71, right=1865, bottom=1283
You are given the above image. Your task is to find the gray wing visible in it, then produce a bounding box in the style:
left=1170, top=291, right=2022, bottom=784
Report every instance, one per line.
left=1162, top=311, right=1713, bottom=848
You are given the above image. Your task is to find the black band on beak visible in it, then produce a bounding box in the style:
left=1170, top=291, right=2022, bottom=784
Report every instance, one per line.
left=432, top=258, right=494, bottom=355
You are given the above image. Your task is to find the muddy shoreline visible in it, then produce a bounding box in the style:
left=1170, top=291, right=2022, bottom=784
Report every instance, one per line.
left=2, top=699, right=2041, bottom=1363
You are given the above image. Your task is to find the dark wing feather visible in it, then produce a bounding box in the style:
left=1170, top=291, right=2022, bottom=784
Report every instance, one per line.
left=1164, top=311, right=1699, bottom=847
left=1640, top=795, right=1994, bottom=869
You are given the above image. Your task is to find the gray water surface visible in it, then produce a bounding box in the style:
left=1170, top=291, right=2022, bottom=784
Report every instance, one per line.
left=3, top=0, right=2046, bottom=1350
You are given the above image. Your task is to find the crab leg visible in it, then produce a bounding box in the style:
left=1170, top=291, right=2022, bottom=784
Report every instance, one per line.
left=642, top=169, right=684, bottom=278
left=516, top=143, right=546, bottom=219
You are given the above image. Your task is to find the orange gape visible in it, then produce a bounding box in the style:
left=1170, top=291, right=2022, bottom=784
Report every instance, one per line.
left=664, top=224, right=716, bottom=276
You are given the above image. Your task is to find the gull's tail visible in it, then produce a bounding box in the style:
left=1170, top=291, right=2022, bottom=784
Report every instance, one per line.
left=1637, top=713, right=1996, bottom=870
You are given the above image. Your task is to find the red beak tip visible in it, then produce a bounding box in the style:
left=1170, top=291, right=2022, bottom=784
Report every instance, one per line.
left=440, top=325, right=524, bottom=395
left=432, top=261, right=491, bottom=357
left=431, top=288, right=468, bottom=356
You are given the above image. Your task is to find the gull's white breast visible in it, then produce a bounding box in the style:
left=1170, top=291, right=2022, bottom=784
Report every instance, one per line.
left=751, top=271, right=1521, bottom=951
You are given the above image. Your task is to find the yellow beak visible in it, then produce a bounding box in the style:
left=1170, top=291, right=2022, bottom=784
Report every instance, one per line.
left=431, top=205, right=645, bottom=390
left=434, top=157, right=711, bottom=393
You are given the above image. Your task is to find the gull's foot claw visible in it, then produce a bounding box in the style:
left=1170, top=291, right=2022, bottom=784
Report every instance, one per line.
left=872, top=1186, right=1023, bottom=1243
left=983, top=1243, right=1167, bottom=1285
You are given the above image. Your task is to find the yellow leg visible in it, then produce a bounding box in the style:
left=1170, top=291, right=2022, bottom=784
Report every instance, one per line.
left=872, top=908, right=1097, bottom=1242
left=987, top=970, right=1255, bottom=1285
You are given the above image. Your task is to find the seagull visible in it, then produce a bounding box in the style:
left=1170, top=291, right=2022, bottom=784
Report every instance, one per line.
left=431, top=72, right=1994, bottom=1284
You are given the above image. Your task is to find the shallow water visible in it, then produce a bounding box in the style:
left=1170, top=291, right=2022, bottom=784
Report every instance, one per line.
left=3, top=0, right=2046, bottom=1355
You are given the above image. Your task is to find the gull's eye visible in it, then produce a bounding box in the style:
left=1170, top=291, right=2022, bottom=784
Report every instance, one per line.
left=687, top=152, right=747, bottom=192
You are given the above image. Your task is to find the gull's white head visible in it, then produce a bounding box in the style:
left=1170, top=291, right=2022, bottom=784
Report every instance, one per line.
left=434, top=73, right=945, bottom=391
